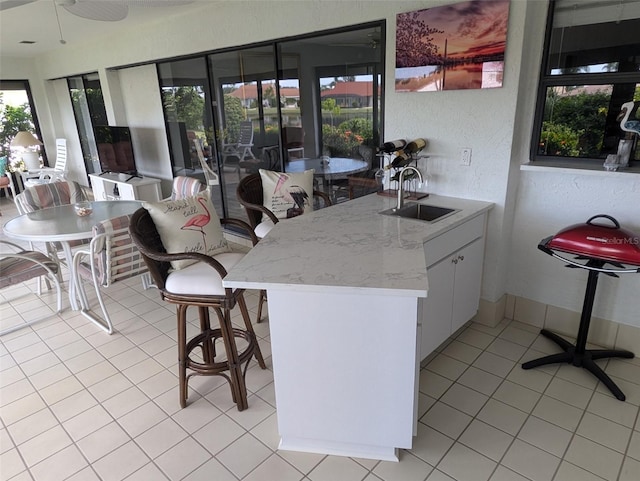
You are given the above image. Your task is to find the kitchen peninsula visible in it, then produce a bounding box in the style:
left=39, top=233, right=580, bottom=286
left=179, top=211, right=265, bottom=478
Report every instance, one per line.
left=224, top=193, right=493, bottom=461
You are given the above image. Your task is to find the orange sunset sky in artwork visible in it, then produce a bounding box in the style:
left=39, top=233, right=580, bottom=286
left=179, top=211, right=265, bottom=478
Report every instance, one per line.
left=419, top=0, right=510, bottom=60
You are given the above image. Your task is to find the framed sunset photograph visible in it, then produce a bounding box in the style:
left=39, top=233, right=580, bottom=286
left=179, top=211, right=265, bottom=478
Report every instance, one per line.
left=395, top=0, right=511, bottom=92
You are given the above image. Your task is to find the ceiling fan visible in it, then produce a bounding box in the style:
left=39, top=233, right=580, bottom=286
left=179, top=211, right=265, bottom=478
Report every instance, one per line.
left=0, top=0, right=194, bottom=22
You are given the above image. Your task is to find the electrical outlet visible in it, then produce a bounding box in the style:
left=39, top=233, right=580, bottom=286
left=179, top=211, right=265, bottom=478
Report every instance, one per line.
left=461, top=148, right=472, bottom=166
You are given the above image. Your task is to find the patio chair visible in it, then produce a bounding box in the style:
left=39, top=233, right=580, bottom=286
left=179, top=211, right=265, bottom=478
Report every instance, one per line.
left=193, top=139, right=219, bottom=191
left=15, top=180, right=88, bottom=275
left=24, top=138, right=69, bottom=188
left=129, top=198, right=266, bottom=409
left=0, top=240, right=62, bottom=336
left=221, top=121, right=257, bottom=172
left=72, top=214, right=150, bottom=334
left=283, top=126, right=304, bottom=159
left=236, top=172, right=331, bottom=322
left=169, top=175, right=204, bottom=200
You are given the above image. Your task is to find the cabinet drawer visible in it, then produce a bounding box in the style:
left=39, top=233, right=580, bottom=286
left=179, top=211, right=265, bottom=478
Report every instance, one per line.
left=424, top=214, right=485, bottom=267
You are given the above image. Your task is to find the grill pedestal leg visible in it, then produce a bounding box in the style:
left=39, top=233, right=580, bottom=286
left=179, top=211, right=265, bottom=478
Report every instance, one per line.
left=522, top=268, right=634, bottom=401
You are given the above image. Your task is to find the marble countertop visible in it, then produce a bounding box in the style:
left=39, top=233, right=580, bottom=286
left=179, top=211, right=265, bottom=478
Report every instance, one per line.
left=223, top=193, right=493, bottom=297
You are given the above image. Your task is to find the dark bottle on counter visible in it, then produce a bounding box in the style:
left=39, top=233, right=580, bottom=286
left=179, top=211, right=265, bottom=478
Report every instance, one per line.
left=385, top=150, right=412, bottom=170
left=404, top=138, right=427, bottom=154
left=378, top=139, right=406, bottom=153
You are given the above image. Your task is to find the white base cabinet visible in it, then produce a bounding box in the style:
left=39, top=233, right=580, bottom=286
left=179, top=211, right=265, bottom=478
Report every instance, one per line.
left=89, top=173, right=161, bottom=202
left=420, top=214, right=487, bottom=360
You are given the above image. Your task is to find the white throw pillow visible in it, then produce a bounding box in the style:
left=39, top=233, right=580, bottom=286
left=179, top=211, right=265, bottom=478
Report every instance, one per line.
left=143, top=191, right=230, bottom=270
left=259, top=169, right=314, bottom=220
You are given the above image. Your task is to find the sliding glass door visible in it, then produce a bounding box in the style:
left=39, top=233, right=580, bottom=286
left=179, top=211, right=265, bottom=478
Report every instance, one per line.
left=207, top=45, right=277, bottom=220
left=157, top=22, right=384, bottom=220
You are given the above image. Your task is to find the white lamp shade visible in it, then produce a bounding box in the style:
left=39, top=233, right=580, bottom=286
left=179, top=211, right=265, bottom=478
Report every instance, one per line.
left=10, top=131, right=43, bottom=148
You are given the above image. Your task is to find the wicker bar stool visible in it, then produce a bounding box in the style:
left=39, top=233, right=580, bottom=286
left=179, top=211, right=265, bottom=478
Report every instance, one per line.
left=129, top=207, right=265, bottom=410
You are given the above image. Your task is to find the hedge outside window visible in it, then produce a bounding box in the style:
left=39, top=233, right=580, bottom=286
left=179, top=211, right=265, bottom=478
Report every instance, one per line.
left=532, top=0, right=640, bottom=164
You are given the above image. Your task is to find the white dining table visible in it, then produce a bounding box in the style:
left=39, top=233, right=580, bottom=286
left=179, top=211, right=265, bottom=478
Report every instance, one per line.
left=3, top=200, right=143, bottom=310
left=285, top=157, right=368, bottom=181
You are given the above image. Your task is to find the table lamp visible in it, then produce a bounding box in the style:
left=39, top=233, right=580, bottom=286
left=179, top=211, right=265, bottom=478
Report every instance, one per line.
left=10, top=131, right=43, bottom=171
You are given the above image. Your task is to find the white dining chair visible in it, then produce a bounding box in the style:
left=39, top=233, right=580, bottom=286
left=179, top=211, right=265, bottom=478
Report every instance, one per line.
left=72, top=214, right=151, bottom=334
left=23, top=138, right=68, bottom=188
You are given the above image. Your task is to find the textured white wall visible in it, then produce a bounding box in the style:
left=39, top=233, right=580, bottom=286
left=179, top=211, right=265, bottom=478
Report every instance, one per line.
left=509, top=170, right=640, bottom=325
left=3, top=1, right=638, bottom=326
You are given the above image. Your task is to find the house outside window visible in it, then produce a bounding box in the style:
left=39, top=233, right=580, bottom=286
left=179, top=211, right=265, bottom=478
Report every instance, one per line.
left=532, top=0, right=640, bottom=165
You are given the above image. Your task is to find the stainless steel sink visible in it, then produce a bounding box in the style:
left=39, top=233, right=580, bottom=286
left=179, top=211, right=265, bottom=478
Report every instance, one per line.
left=379, top=203, right=459, bottom=222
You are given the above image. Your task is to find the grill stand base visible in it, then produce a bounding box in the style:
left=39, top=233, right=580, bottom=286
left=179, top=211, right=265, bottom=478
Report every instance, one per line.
left=522, top=268, right=635, bottom=401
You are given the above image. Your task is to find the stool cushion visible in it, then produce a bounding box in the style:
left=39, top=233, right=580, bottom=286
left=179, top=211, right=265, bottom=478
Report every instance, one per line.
left=259, top=169, right=314, bottom=220
left=143, top=192, right=230, bottom=270
left=165, top=252, right=245, bottom=295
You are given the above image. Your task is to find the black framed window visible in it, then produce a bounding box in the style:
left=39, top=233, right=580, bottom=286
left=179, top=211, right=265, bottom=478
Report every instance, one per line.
left=531, top=0, right=640, bottom=164
left=68, top=73, right=108, bottom=175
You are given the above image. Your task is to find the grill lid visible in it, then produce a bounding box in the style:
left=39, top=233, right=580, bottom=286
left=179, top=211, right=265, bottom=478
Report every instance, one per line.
left=543, top=215, right=640, bottom=266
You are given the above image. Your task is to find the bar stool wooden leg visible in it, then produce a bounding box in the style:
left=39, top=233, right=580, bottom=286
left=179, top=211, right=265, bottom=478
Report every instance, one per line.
left=177, top=304, right=189, bottom=409
left=216, top=307, right=248, bottom=411
left=238, top=293, right=266, bottom=369
left=198, top=306, right=216, bottom=363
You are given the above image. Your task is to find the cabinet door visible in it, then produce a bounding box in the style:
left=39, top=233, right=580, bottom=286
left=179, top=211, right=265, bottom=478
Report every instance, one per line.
left=451, top=237, right=485, bottom=332
left=117, top=182, right=135, bottom=200
left=420, top=254, right=455, bottom=360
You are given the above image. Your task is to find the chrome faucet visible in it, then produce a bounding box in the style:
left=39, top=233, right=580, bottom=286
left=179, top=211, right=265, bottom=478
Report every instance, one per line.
left=396, top=166, right=424, bottom=210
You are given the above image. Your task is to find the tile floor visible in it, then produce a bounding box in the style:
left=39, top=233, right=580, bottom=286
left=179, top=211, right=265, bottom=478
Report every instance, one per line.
left=1, top=196, right=640, bottom=481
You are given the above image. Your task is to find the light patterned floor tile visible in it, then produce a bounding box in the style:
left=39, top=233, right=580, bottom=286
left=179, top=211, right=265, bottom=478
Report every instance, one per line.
left=135, top=418, right=188, bottom=459
left=373, top=451, right=433, bottom=481
left=421, top=401, right=473, bottom=440
left=502, top=439, right=561, bottom=481
left=587, top=392, right=638, bottom=428
left=564, top=435, right=624, bottom=481
left=437, top=443, right=496, bottom=481
left=477, top=398, right=528, bottom=436
left=92, top=441, right=151, bottom=481
left=76, top=421, right=130, bottom=463
left=459, top=419, right=513, bottom=461
left=553, top=461, right=608, bottom=481
left=440, top=382, right=488, bottom=417
left=154, top=436, right=211, bottom=480
left=6, top=407, right=58, bottom=446
left=216, top=433, right=272, bottom=479
left=243, top=453, right=304, bottom=481
left=576, top=412, right=632, bottom=454
left=308, top=455, right=370, bottom=481
left=4, top=268, right=640, bottom=481
left=28, top=444, right=88, bottom=481
left=517, top=416, right=572, bottom=457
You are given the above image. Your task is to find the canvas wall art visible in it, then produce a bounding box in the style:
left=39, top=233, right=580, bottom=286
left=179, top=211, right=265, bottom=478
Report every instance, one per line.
left=395, top=0, right=511, bottom=92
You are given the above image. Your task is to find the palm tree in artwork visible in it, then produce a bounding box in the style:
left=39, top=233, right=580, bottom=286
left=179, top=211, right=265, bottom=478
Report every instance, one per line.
left=181, top=197, right=211, bottom=251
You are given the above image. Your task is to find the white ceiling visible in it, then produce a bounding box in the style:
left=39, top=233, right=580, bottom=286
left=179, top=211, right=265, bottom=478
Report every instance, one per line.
left=0, top=0, right=206, bottom=58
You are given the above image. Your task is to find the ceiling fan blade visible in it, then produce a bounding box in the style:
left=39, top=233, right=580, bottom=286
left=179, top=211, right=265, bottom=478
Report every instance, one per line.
left=61, top=0, right=129, bottom=22
left=0, top=0, right=38, bottom=12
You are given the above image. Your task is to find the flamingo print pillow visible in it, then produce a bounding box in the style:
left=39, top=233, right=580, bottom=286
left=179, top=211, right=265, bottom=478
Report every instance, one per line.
left=143, top=192, right=230, bottom=270
left=259, top=169, right=314, bottom=220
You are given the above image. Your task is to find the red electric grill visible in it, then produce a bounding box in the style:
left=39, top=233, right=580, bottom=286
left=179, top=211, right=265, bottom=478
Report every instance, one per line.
left=523, top=215, right=638, bottom=401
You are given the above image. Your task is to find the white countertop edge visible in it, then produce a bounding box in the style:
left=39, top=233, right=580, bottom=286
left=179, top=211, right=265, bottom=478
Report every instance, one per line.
left=228, top=281, right=428, bottom=298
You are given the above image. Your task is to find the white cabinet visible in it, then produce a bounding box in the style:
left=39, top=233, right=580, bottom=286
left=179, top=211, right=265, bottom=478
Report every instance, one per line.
left=89, top=173, right=161, bottom=202
left=420, top=214, right=486, bottom=360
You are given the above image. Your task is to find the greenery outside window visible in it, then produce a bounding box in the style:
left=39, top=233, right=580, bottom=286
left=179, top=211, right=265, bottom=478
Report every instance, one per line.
left=532, top=0, right=640, bottom=164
